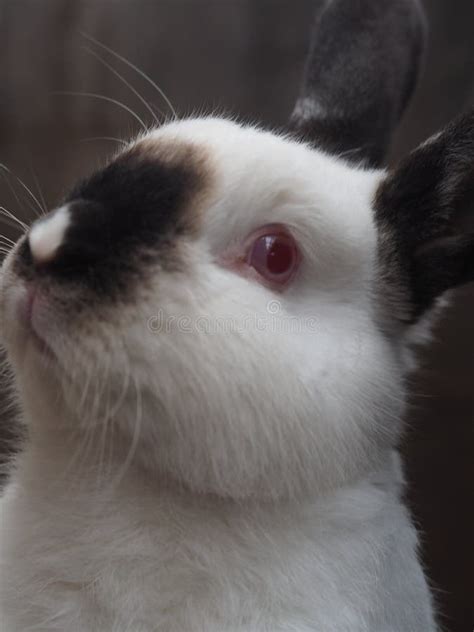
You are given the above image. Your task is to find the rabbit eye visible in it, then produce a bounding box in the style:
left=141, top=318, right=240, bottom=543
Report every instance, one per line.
left=247, top=226, right=300, bottom=287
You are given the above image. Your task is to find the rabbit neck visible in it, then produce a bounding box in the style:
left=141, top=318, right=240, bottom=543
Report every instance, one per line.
left=0, top=436, right=436, bottom=631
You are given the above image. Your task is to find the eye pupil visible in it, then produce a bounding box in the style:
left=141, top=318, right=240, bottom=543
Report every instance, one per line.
left=265, top=236, right=293, bottom=275
left=248, top=230, right=299, bottom=285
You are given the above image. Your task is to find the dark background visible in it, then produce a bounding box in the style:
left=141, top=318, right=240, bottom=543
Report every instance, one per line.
left=0, top=1, right=472, bottom=630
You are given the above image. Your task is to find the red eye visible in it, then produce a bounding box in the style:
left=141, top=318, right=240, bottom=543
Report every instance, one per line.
left=247, top=227, right=300, bottom=286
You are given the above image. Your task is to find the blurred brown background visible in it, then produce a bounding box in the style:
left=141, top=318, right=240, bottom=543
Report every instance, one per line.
left=0, top=1, right=472, bottom=630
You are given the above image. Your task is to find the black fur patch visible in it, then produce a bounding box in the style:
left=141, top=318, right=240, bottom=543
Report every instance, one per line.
left=17, top=145, right=206, bottom=298
left=374, top=111, right=474, bottom=322
left=290, top=0, right=426, bottom=167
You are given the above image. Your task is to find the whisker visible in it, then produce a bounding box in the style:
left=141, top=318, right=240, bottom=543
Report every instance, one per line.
left=0, top=244, right=15, bottom=255
left=0, top=163, right=45, bottom=218
left=148, top=101, right=167, bottom=121
left=337, top=146, right=368, bottom=161
left=1, top=171, right=30, bottom=218
left=55, top=344, right=99, bottom=487
left=84, top=46, right=160, bottom=127
left=79, top=136, right=128, bottom=147
left=81, top=31, right=178, bottom=120
left=0, top=234, right=17, bottom=246
left=52, top=91, right=148, bottom=132
left=94, top=355, right=113, bottom=489
left=109, top=375, right=142, bottom=491
left=0, top=207, right=28, bottom=231
left=0, top=222, right=20, bottom=238
left=28, top=163, right=48, bottom=216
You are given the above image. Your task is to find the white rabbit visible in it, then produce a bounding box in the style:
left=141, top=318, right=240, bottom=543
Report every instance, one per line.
left=0, top=1, right=472, bottom=630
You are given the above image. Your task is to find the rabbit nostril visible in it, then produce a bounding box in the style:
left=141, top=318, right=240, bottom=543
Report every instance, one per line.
left=28, top=205, right=71, bottom=265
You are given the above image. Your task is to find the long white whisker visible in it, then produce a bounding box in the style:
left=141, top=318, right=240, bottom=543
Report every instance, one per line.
left=0, top=207, right=28, bottom=231
left=0, top=234, right=17, bottom=246
left=148, top=101, right=167, bottom=121
left=81, top=31, right=178, bottom=120
left=55, top=343, right=98, bottom=488
left=0, top=163, right=45, bottom=217
left=84, top=46, right=160, bottom=126
left=29, top=164, right=48, bottom=216
left=52, top=91, right=147, bottom=132
left=79, top=136, right=128, bottom=147
left=95, top=355, right=113, bottom=489
left=109, top=376, right=142, bottom=491
left=1, top=171, right=32, bottom=219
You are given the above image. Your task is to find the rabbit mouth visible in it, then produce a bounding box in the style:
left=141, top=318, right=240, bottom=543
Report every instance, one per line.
left=2, top=277, right=58, bottom=364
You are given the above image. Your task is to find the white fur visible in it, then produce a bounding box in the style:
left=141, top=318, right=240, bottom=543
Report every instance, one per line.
left=28, top=205, right=70, bottom=264
left=0, top=119, right=437, bottom=631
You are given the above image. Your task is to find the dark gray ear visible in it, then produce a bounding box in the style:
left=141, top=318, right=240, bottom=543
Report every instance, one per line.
left=290, top=0, right=426, bottom=167
left=375, top=111, right=474, bottom=322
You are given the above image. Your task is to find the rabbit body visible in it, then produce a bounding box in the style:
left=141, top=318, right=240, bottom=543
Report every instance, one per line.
left=1, top=1, right=472, bottom=629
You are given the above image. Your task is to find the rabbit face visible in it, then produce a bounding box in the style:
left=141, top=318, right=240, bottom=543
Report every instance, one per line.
left=0, top=117, right=405, bottom=499
left=3, top=106, right=474, bottom=500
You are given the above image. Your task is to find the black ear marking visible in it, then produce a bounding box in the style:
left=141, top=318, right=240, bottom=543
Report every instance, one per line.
left=375, top=110, right=474, bottom=321
left=290, top=0, right=426, bottom=167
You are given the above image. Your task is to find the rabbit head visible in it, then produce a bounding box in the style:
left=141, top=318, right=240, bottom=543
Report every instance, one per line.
left=1, top=0, right=473, bottom=501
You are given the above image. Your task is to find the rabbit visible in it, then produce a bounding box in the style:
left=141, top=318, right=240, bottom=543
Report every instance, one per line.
left=0, top=0, right=472, bottom=630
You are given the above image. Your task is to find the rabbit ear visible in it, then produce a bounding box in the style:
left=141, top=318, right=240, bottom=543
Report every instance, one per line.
left=375, top=110, right=474, bottom=322
left=290, top=0, right=427, bottom=167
